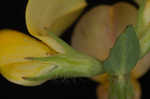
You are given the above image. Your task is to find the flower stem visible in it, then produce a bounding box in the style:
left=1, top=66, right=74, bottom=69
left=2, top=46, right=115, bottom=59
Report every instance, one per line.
left=108, top=75, right=134, bottom=99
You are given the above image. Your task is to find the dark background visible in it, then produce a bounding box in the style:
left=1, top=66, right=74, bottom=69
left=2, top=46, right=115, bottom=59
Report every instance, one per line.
left=0, top=0, right=149, bottom=99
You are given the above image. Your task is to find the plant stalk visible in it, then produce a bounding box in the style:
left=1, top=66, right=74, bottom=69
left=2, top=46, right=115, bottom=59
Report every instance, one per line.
left=108, top=75, right=134, bottom=99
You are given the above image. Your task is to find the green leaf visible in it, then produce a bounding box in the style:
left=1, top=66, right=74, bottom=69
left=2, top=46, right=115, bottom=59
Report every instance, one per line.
left=104, top=25, right=140, bottom=75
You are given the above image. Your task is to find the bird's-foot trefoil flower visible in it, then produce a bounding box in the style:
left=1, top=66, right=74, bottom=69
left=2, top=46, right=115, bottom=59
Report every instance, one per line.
left=0, top=0, right=105, bottom=86
left=0, top=29, right=104, bottom=86
left=1, top=0, right=150, bottom=99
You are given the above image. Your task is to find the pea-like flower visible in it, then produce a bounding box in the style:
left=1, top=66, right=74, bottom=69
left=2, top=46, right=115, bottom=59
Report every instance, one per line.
left=1, top=0, right=150, bottom=99
left=0, top=0, right=104, bottom=86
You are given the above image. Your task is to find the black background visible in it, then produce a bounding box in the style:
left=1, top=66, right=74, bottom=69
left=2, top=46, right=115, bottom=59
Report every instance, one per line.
left=0, top=0, right=149, bottom=99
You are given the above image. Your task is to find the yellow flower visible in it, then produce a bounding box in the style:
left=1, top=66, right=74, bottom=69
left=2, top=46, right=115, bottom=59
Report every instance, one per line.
left=0, top=28, right=103, bottom=86
left=0, top=0, right=88, bottom=86
left=0, top=0, right=104, bottom=87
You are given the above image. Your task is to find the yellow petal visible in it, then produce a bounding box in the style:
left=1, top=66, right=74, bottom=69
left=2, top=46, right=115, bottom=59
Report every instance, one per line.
left=0, top=29, right=56, bottom=66
left=26, top=0, right=87, bottom=36
left=0, top=61, right=53, bottom=86
left=0, top=29, right=57, bottom=86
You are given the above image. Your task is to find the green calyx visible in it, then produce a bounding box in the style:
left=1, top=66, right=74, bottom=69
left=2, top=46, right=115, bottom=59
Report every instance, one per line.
left=23, top=53, right=103, bottom=81
left=23, top=30, right=104, bottom=81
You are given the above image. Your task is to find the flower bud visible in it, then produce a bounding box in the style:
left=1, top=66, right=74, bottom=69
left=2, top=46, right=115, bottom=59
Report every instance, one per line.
left=0, top=30, right=56, bottom=86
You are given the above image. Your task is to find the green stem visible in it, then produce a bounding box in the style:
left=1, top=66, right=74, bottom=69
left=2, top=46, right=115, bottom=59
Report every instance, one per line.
left=109, top=75, right=134, bottom=99
left=135, top=0, right=147, bottom=38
